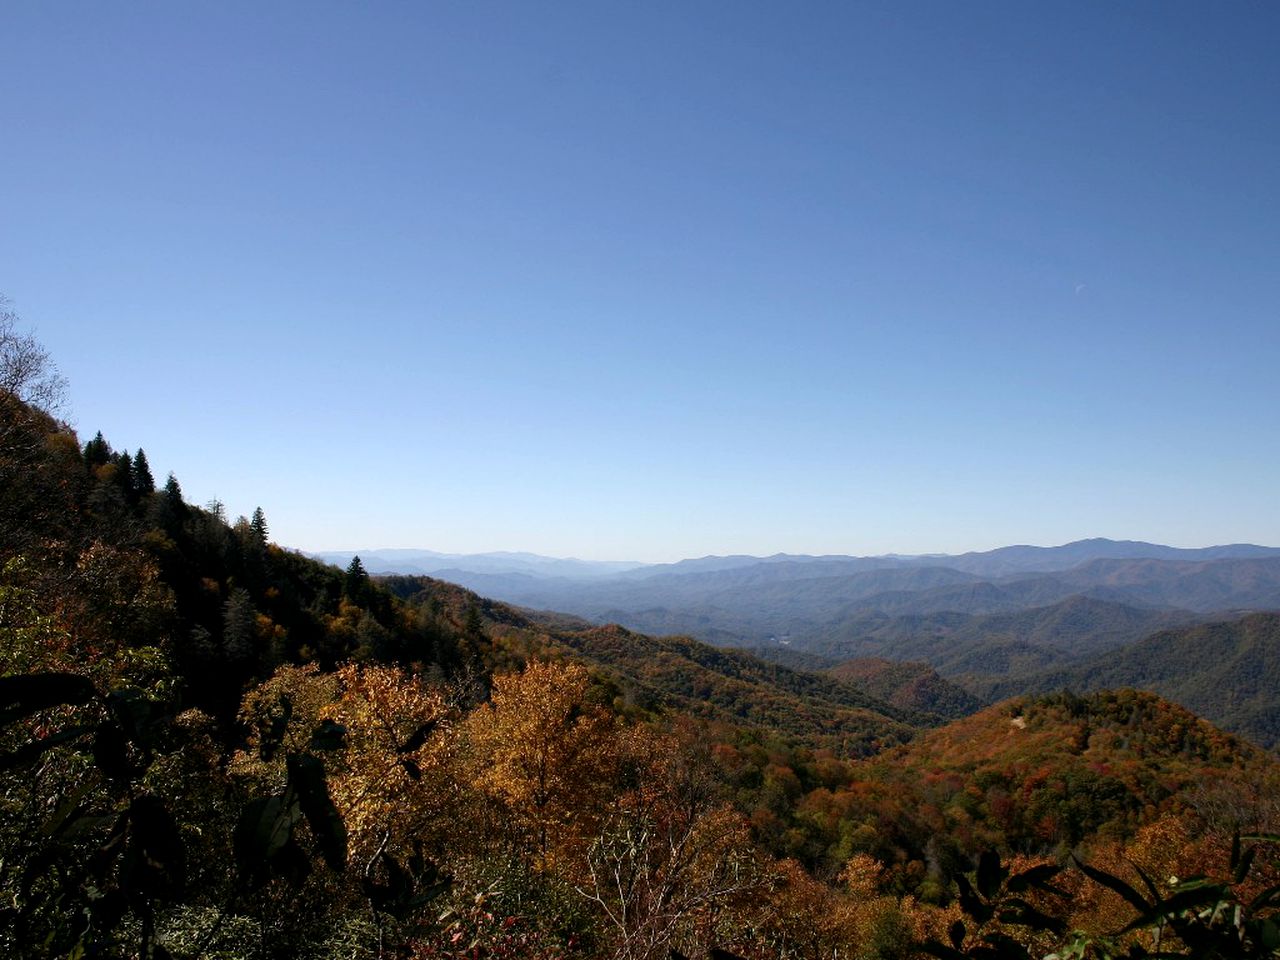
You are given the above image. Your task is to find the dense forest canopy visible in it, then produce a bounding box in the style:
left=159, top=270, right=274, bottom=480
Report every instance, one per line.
left=3, top=318, right=1280, bottom=959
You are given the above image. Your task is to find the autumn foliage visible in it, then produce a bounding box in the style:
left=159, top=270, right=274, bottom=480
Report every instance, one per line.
left=4, top=389, right=1280, bottom=959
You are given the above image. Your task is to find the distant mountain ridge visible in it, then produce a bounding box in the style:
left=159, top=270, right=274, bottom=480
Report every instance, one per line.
left=332, top=541, right=1280, bottom=727
left=316, top=539, right=1280, bottom=583
left=382, top=552, right=1280, bottom=654
left=312, top=548, right=646, bottom=579
left=909, top=538, right=1280, bottom=578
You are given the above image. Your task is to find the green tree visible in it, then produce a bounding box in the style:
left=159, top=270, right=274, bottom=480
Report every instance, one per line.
left=163, top=472, right=183, bottom=502
left=83, top=430, right=111, bottom=468
left=344, top=555, right=369, bottom=603
left=251, top=506, right=269, bottom=549
left=146, top=471, right=187, bottom=533
left=133, top=448, right=155, bottom=494
left=113, top=449, right=137, bottom=502
left=223, top=587, right=258, bottom=664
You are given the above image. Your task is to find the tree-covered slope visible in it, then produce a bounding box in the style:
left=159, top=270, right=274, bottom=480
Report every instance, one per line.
left=982, top=612, right=1280, bottom=749
left=794, top=595, right=1199, bottom=678
left=0, top=389, right=482, bottom=725
left=826, top=657, right=983, bottom=719
left=383, top=575, right=922, bottom=755
left=846, top=688, right=1280, bottom=861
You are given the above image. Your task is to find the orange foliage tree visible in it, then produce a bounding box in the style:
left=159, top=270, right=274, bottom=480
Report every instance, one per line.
left=465, top=660, right=618, bottom=870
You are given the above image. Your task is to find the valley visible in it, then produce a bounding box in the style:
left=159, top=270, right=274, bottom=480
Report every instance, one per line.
left=333, top=541, right=1280, bottom=748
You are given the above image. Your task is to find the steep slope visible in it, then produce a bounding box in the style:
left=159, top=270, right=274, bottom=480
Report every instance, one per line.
left=0, top=393, right=489, bottom=722
left=983, top=612, right=1280, bottom=749
left=549, top=625, right=919, bottom=754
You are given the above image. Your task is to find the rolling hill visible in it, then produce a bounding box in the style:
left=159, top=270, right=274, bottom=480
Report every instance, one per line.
left=848, top=687, right=1280, bottom=855
left=826, top=658, right=982, bottom=719
left=795, top=595, right=1202, bottom=674
left=982, top=612, right=1280, bottom=749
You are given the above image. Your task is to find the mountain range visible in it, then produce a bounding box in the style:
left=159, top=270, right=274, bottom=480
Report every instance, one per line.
left=312, top=548, right=646, bottom=579
left=341, top=538, right=1280, bottom=748
left=9, top=308, right=1280, bottom=958
left=319, top=538, right=1280, bottom=583
left=324, top=539, right=1280, bottom=657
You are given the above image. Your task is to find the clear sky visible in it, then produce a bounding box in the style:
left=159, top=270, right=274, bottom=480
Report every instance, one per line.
left=3, top=2, right=1278, bottom=561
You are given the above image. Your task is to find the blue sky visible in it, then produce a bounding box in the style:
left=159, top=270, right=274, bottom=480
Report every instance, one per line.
left=3, top=2, right=1278, bottom=560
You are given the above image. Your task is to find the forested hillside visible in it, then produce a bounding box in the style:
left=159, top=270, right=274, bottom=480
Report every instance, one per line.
left=980, top=613, right=1280, bottom=749
left=772, top=596, right=1199, bottom=676
left=826, top=659, right=982, bottom=720
left=380, top=577, right=920, bottom=752
left=4, top=342, right=1280, bottom=959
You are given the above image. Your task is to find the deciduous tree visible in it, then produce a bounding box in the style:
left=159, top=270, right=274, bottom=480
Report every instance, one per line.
left=466, top=660, right=618, bottom=868
left=0, top=299, right=67, bottom=413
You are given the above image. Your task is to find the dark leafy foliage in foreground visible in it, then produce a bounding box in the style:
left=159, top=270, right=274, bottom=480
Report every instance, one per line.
left=925, top=840, right=1280, bottom=960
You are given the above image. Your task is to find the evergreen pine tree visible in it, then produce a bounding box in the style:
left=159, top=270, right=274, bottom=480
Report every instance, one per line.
left=133, top=448, right=155, bottom=494
left=344, top=555, right=369, bottom=602
left=222, top=588, right=258, bottom=664
left=161, top=472, right=189, bottom=525
left=464, top=603, right=484, bottom=640
left=83, top=431, right=111, bottom=467
left=460, top=603, right=487, bottom=668
left=113, top=450, right=136, bottom=502
left=250, top=506, right=269, bottom=549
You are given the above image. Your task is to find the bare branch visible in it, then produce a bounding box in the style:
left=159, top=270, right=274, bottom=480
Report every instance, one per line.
left=0, top=298, right=68, bottom=414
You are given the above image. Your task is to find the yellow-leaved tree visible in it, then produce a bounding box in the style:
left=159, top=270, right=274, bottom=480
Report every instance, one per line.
left=321, top=662, right=458, bottom=866
left=465, top=660, right=618, bottom=871
left=234, top=662, right=458, bottom=871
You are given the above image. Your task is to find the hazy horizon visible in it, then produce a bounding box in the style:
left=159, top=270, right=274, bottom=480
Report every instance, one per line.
left=309, top=536, right=1280, bottom=568
left=5, top=2, right=1278, bottom=559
